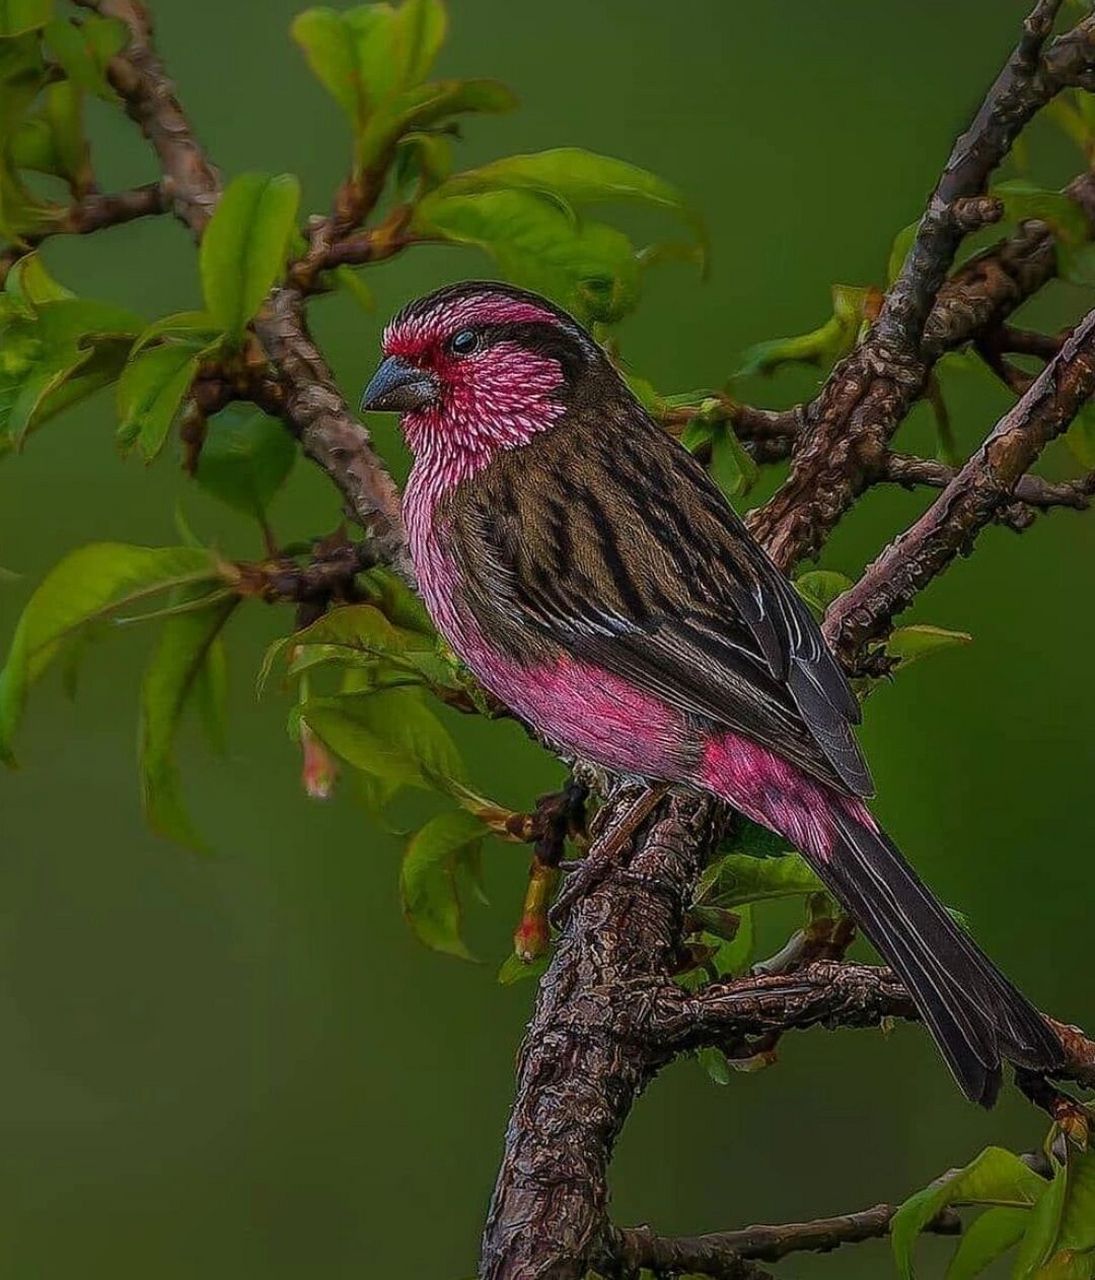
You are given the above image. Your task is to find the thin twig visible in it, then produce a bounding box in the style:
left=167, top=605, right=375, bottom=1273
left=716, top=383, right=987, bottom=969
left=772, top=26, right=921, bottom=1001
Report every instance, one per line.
left=883, top=450, right=1095, bottom=523
left=0, top=182, right=166, bottom=281
left=611, top=1202, right=961, bottom=1277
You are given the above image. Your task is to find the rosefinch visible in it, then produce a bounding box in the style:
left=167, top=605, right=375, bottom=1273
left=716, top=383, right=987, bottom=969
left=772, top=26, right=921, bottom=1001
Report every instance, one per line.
left=362, top=281, right=1062, bottom=1105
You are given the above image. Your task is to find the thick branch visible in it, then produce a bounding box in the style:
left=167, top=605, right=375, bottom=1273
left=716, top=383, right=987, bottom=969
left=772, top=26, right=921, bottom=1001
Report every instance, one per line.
left=824, top=307, right=1095, bottom=664
left=232, top=537, right=375, bottom=604
left=77, top=0, right=219, bottom=233
left=665, top=960, right=1095, bottom=1090
left=252, top=290, right=412, bottom=577
left=480, top=790, right=722, bottom=1280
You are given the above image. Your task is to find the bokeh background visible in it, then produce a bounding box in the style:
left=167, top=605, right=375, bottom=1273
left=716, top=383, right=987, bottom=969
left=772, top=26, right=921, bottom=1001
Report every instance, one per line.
left=1, top=2, right=1092, bottom=1276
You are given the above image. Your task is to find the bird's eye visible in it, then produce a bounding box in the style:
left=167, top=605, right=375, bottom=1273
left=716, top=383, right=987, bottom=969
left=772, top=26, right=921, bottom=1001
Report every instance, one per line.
left=447, top=328, right=479, bottom=356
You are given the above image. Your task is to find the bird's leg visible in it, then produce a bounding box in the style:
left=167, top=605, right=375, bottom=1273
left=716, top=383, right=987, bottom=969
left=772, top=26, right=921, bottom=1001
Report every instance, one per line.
left=549, top=781, right=669, bottom=924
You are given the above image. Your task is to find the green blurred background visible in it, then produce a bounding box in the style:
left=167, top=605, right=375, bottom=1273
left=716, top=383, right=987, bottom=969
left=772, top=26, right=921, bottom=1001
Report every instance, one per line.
left=1, top=1, right=1092, bottom=1276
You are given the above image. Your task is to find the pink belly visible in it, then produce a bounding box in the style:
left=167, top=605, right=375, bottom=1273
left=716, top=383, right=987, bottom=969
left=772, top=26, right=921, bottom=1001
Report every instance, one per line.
left=480, top=649, right=690, bottom=778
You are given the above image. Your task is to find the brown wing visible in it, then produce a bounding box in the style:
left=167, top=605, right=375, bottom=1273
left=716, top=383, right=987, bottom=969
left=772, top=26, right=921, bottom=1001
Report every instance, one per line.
left=446, top=398, right=872, bottom=797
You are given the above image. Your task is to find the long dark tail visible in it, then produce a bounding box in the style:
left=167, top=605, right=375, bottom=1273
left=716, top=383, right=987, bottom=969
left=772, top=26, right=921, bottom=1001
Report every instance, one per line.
left=811, top=806, right=1063, bottom=1107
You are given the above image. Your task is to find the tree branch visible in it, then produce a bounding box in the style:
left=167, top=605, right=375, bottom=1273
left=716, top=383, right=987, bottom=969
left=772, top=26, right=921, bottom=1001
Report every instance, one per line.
left=252, top=290, right=412, bottom=578
left=480, top=791, right=723, bottom=1280
left=660, top=960, right=1095, bottom=1090
left=824, top=306, right=1095, bottom=665
left=882, top=450, right=1095, bottom=531
left=877, top=0, right=1066, bottom=354
left=76, top=0, right=220, bottom=232
left=747, top=4, right=1095, bottom=570
left=0, top=182, right=166, bottom=280
left=87, top=0, right=411, bottom=576
left=611, top=1201, right=961, bottom=1278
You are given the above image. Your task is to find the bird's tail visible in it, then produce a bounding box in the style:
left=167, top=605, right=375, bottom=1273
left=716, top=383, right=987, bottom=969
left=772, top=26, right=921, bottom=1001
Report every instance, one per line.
left=809, top=804, right=1063, bottom=1107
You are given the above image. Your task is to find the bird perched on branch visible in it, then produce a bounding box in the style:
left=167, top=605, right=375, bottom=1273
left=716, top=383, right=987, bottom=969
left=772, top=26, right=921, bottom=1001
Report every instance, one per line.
left=361, top=280, right=1063, bottom=1106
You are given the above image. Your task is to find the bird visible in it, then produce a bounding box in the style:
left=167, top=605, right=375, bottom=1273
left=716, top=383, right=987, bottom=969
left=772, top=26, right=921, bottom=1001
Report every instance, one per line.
left=360, top=279, right=1064, bottom=1106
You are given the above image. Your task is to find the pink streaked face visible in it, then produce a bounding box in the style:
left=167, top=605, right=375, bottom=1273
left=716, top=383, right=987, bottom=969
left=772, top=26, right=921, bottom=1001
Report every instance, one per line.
left=361, top=286, right=574, bottom=473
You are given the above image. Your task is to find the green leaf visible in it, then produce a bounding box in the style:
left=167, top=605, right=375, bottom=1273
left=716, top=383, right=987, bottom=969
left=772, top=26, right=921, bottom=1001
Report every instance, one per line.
left=291, top=7, right=364, bottom=125
left=356, top=565, right=435, bottom=635
left=394, top=129, right=453, bottom=195
left=733, top=285, right=872, bottom=380
left=194, top=404, right=296, bottom=520
left=992, top=180, right=1089, bottom=249
left=392, top=76, right=515, bottom=132
left=0, top=543, right=219, bottom=762
left=257, top=602, right=433, bottom=694
left=1045, top=92, right=1094, bottom=158
left=1057, top=1148, right=1095, bottom=1256
left=292, top=4, right=508, bottom=174
left=680, top=417, right=713, bottom=455
left=132, top=310, right=221, bottom=354
left=793, top=569, right=853, bottom=617
left=302, top=687, right=464, bottom=793
left=0, top=289, right=140, bottom=448
left=1015, top=1148, right=1095, bottom=1279
left=43, top=15, right=126, bottom=100
left=39, top=80, right=89, bottom=186
left=713, top=899, right=755, bottom=976
left=885, top=624, right=972, bottom=667
left=139, top=592, right=237, bottom=852
left=891, top=1147, right=1047, bottom=1280
left=440, top=147, right=704, bottom=248
left=1015, top=1159, right=1071, bottom=1279
left=623, top=371, right=663, bottom=415
left=333, top=265, right=376, bottom=311
left=944, top=1207, right=1029, bottom=1279
left=116, top=341, right=203, bottom=460
left=1066, top=402, right=1095, bottom=469
left=888, top=218, right=919, bottom=286
left=701, top=852, right=821, bottom=909
left=199, top=172, right=301, bottom=338
left=413, top=187, right=640, bottom=324
left=400, top=809, right=486, bottom=958
left=498, top=952, right=549, bottom=985
left=697, top=1046, right=733, bottom=1085
left=0, top=0, right=52, bottom=36
left=387, top=0, right=446, bottom=88
left=4, top=251, right=71, bottom=304
left=709, top=426, right=757, bottom=501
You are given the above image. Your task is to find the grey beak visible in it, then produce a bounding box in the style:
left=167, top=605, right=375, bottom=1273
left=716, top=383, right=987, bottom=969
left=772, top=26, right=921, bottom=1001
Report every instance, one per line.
left=360, top=355, right=438, bottom=413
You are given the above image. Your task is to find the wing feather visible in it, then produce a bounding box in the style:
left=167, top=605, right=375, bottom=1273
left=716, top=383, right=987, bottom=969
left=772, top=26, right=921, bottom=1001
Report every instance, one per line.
left=446, top=397, right=873, bottom=797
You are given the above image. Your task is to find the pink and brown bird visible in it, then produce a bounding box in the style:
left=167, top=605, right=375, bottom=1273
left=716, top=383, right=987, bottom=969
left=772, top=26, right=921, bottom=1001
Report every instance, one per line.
left=361, top=280, right=1062, bottom=1106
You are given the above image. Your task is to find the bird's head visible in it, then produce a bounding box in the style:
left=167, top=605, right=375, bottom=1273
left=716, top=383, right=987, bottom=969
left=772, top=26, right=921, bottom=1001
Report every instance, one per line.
left=361, top=282, right=606, bottom=470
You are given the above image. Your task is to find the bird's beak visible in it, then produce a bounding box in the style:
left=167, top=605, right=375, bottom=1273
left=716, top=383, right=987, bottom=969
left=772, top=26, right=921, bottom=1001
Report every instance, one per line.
left=360, top=355, right=438, bottom=413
